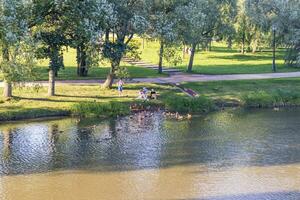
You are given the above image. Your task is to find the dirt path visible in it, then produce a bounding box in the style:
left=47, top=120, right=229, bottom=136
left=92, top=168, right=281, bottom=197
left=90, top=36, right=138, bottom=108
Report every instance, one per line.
left=1, top=72, right=300, bottom=87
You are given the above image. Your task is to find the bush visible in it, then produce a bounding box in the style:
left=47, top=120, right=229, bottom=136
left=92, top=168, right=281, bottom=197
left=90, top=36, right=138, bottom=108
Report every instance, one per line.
left=242, top=91, right=274, bottom=108
left=164, top=96, right=214, bottom=113
left=242, top=89, right=300, bottom=108
left=71, top=102, right=130, bottom=117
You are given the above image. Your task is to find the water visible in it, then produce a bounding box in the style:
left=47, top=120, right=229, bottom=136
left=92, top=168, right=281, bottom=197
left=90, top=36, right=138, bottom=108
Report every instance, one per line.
left=0, top=109, right=300, bottom=200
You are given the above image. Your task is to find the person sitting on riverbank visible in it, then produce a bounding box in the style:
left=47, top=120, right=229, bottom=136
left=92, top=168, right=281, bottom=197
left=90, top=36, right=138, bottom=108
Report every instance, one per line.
left=137, top=89, right=147, bottom=100
left=149, top=89, right=157, bottom=100
left=137, top=87, right=149, bottom=100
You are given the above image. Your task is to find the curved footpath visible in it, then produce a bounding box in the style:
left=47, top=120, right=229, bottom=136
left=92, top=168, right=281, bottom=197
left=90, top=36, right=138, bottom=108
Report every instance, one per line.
left=1, top=72, right=300, bottom=87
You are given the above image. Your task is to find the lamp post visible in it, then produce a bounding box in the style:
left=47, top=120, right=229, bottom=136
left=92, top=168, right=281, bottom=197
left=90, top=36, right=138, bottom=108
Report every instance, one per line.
left=272, top=25, right=276, bottom=72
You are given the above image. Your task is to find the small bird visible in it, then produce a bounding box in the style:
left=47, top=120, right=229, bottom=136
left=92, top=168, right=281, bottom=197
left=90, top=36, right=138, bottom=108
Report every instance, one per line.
left=187, top=114, right=192, bottom=119
left=175, top=112, right=183, bottom=120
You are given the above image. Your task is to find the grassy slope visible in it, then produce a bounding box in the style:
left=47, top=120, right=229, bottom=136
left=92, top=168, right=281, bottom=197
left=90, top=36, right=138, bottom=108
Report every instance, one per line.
left=1, top=78, right=300, bottom=121
left=0, top=83, right=183, bottom=121
left=182, top=78, right=300, bottom=103
left=140, top=40, right=300, bottom=74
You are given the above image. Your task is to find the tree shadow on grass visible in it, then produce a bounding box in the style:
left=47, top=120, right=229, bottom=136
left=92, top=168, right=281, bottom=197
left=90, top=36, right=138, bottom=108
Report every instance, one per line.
left=207, top=53, right=285, bottom=61
left=13, top=97, right=83, bottom=103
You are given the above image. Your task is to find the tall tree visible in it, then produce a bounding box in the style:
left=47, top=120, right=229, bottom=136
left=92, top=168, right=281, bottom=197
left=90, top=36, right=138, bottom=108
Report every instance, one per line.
left=102, top=0, right=148, bottom=88
left=215, top=0, right=237, bottom=49
left=31, top=0, right=68, bottom=96
left=147, top=0, right=178, bottom=73
left=234, top=0, right=263, bottom=54
left=63, top=0, right=112, bottom=77
left=176, top=0, right=220, bottom=72
left=0, top=0, right=36, bottom=99
left=247, top=0, right=300, bottom=66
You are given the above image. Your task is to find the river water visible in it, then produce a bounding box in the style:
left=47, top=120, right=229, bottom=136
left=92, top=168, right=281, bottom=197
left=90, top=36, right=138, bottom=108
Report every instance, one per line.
left=0, top=109, right=299, bottom=200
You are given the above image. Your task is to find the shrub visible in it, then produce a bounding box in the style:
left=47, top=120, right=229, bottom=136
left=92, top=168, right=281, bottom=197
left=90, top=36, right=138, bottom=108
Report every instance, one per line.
left=242, top=89, right=300, bottom=108
left=242, top=91, right=274, bottom=108
left=272, top=89, right=300, bottom=106
left=71, top=102, right=130, bottom=117
left=164, top=96, right=214, bottom=113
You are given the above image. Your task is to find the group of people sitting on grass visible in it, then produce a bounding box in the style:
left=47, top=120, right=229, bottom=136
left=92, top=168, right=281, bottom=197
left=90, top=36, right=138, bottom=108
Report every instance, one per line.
left=117, top=79, right=157, bottom=100
left=137, top=87, right=157, bottom=100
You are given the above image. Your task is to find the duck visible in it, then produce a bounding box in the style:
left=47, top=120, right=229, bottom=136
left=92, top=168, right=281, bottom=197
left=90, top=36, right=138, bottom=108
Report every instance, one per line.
left=187, top=114, right=192, bottom=119
left=175, top=112, right=184, bottom=120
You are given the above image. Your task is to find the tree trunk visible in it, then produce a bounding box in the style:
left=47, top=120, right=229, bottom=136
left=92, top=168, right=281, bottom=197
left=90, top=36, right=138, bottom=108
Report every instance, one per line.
left=3, top=81, right=12, bottom=99
left=158, top=40, right=164, bottom=74
left=102, top=71, right=115, bottom=89
left=76, top=44, right=88, bottom=77
left=102, top=60, right=119, bottom=89
left=142, top=38, right=145, bottom=49
left=227, top=37, right=232, bottom=49
left=105, top=29, right=110, bottom=42
left=187, top=43, right=197, bottom=73
left=48, top=69, right=55, bottom=96
left=252, top=39, right=258, bottom=53
left=241, top=33, right=245, bottom=54
left=2, top=47, right=12, bottom=99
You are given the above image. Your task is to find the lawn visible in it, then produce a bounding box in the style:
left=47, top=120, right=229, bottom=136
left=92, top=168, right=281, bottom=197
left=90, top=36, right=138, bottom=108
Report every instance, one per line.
left=182, top=78, right=300, bottom=103
left=140, top=40, right=300, bottom=74
left=0, top=48, right=165, bottom=82
left=35, top=47, right=164, bottom=80
left=1, top=77, right=300, bottom=121
left=1, top=40, right=299, bottom=82
left=0, top=83, right=182, bottom=121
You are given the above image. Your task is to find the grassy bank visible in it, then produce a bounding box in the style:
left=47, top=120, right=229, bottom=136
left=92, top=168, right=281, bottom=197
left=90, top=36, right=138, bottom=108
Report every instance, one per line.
left=141, top=40, right=300, bottom=74
left=1, top=78, right=300, bottom=121
left=182, top=78, right=300, bottom=107
left=0, top=83, right=186, bottom=121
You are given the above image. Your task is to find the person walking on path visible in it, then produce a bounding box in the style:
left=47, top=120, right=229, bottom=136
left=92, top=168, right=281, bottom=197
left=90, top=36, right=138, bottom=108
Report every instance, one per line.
left=117, top=79, right=124, bottom=96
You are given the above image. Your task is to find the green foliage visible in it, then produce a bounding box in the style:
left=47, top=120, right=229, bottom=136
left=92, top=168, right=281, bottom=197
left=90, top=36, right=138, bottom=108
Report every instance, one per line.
left=242, top=90, right=274, bottom=108
left=164, top=96, right=215, bottom=113
left=71, top=101, right=131, bottom=117
left=0, top=0, right=37, bottom=83
left=246, top=0, right=300, bottom=65
left=163, top=44, right=183, bottom=66
left=31, top=0, right=68, bottom=72
left=0, top=108, right=69, bottom=121
left=242, top=89, right=300, bottom=108
left=115, top=65, right=129, bottom=79
left=126, top=39, right=142, bottom=61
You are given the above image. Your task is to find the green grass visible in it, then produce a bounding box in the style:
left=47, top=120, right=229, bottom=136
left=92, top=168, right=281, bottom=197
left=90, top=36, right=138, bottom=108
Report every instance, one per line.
left=0, top=47, right=164, bottom=81
left=1, top=78, right=300, bottom=121
left=71, top=101, right=131, bottom=117
left=34, top=64, right=165, bottom=81
left=0, top=83, right=183, bottom=121
left=182, top=78, right=300, bottom=106
left=164, top=95, right=215, bottom=113
left=2, top=40, right=300, bottom=82
left=35, top=47, right=166, bottom=80
left=241, top=90, right=300, bottom=108
left=140, top=40, right=300, bottom=74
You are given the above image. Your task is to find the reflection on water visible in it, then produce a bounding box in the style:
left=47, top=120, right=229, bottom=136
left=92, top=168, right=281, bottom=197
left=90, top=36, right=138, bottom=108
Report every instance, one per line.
left=0, top=109, right=300, bottom=200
